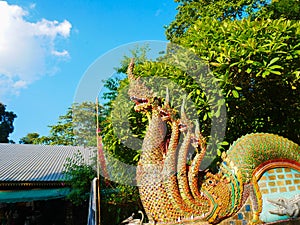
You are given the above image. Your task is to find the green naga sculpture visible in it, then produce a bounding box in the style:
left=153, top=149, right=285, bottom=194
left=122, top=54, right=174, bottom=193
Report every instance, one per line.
left=126, top=59, right=300, bottom=225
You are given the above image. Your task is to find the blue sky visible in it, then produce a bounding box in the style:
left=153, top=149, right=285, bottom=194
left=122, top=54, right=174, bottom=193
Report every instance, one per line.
left=0, top=0, right=178, bottom=142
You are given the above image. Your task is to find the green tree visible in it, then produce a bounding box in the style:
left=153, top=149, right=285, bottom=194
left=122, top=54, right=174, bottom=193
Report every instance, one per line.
left=101, top=46, right=150, bottom=168
left=104, top=1, right=300, bottom=168
left=172, top=17, right=300, bottom=144
left=0, top=103, right=17, bottom=143
left=63, top=150, right=96, bottom=206
left=23, top=102, right=99, bottom=146
left=20, top=102, right=100, bottom=208
left=260, top=0, right=300, bottom=20
left=32, top=108, right=74, bottom=145
left=166, top=0, right=269, bottom=40
left=73, top=102, right=99, bottom=147
left=19, top=132, right=40, bottom=144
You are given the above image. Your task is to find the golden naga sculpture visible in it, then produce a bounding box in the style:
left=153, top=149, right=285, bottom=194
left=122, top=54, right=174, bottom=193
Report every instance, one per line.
left=126, top=59, right=300, bottom=225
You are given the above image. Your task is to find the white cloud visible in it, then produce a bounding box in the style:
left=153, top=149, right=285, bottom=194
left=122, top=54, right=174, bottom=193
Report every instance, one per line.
left=51, top=49, right=70, bottom=57
left=29, top=3, right=36, bottom=9
left=34, top=19, right=72, bottom=38
left=13, top=80, right=28, bottom=89
left=0, top=1, right=72, bottom=100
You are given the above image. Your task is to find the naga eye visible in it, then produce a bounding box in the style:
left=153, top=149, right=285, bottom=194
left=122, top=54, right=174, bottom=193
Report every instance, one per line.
left=207, top=179, right=216, bottom=186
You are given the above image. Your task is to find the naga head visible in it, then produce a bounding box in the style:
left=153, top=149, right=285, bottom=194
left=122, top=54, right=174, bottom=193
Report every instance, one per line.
left=178, top=96, right=193, bottom=133
left=158, top=87, right=178, bottom=122
left=159, top=93, right=195, bottom=132
left=191, top=120, right=206, bottom=153
left=127, top=58, right=156, bottom=112
left=127, top=59, right=175, bottom=122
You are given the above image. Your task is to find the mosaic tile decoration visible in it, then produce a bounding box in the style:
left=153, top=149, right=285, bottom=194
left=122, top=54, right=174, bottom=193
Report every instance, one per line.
left=219, top=167, right=300, bottom=225
left=219, top=198, right=253, bottom=225
left=258, top=168, right=300, bottom=194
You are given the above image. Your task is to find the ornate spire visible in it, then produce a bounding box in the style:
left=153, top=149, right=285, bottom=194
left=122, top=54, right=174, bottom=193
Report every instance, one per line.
left=127, top=58, right=135, bottom=81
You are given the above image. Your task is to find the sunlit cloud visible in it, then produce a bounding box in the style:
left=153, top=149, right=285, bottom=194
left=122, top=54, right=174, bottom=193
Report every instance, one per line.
left=52, top=49, right=70, bottom=57
left=0, top=1, right=72, bottom=100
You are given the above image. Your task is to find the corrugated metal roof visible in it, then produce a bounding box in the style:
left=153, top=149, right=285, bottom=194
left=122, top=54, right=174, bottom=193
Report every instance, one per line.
left=0, top=144, right=96, bottom=183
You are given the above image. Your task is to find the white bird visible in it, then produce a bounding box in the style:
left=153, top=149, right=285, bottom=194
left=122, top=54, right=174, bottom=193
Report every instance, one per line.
left=121, top=213, right=135, bottom=224
left=121, top=211, right=144, bottom=225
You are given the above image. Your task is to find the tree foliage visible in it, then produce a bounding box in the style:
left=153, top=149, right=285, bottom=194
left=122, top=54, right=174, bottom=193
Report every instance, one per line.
left=72, top=102, right=100, bottom=147
left=260, top=0, right=300, bottom=20
left=63, top=150, right=97, bottom=206
left=0, top=103, right=17, bottom=143
left=102, top=1, right=300, bottom=170
left=19, top=132, right=40, bottom=144
left=19, top=102, right=99, bottom=206
left=22, top=102, right=99, bottom=147
left=104, top=14, right=300, bottom=165
left=100, top=45, right=152, bottom=170
left=175, top=17, right=300, bottom=144
left=166, top=0, right=269, bottom=40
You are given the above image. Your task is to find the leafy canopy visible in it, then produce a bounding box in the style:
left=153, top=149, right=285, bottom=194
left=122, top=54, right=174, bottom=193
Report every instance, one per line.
left=166, top=0, right=269, bottom=40
left=104, top=1, right=300, bottom=168
left=259, top=0, right=300, bottom=20
left=0, top=103, right=17, bottom=143
left=173, top=16, right=300, bottom=144
left=63, top=150, right=97, bottom=206
left=21, top=102, right=99, bottom=147
left=20, top=102, right=99, bottom=206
